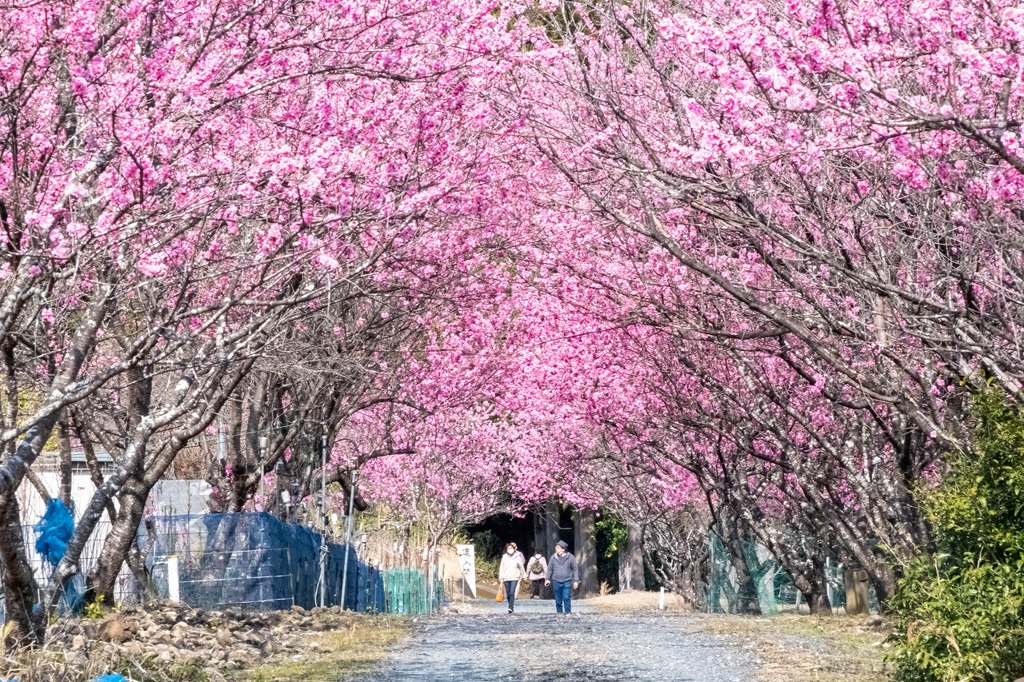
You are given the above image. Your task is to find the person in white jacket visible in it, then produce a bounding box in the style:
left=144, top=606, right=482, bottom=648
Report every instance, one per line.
left=525, top=550, right=548, bottom=599
left=498, top=543, right=527, bottom=614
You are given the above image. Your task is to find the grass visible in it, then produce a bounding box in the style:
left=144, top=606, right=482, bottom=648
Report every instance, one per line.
left=699, top=613, right=890, bottom=682
left=238, top=614, right=412, bottom=682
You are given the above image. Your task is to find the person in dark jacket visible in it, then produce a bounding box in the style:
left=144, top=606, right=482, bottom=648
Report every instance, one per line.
left=544, top=540, right=579, bottom=614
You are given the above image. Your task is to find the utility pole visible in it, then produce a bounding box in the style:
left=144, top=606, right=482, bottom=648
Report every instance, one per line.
left=318, top=434, right=328, bottom=608
left=340, top=468, right=359, bottom=611
left=258, top=435, right=267, bottom=510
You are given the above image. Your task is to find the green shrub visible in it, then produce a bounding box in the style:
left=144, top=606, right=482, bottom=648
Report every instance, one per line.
left=469, top=529, right=502, bottom=579
left=889, top=389, right=1024, bottom=681
left=596, top=512, right=627, bottom=590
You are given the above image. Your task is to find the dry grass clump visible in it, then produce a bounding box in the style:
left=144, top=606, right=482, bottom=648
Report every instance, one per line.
left=0, top=609, right=408, bottom=682
left=587, top=590, right=692, bottom=612
left=0, top=648, right=214, bottom=682
left=586, top=591, right=888, bottom=681
left=699, top=613, right=890, bottom=682
left=240, top=614, right=410, bottom=682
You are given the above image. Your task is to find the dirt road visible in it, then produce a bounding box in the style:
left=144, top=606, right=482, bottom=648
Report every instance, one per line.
left=363, top=598, right=756, bottom=681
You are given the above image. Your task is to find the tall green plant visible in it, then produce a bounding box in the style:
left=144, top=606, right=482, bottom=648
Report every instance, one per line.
left=889, top=390, right=1024, bottom=681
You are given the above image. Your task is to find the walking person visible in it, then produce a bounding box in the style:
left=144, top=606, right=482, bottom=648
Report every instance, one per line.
left=525, top=550, right=548, bottom=598
left=498, top=542, right=527, bottom=614
left=544, top=540, right=579, bottom=614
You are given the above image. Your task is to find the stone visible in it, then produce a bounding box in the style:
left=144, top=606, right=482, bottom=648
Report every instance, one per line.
left=71, top=634, right=86, bottom=650
left=215, top=628, right=235, bottom=647
left=97, top=618, right=128, bottom=643
left=123, top=640, right=146, bottom=657
left=261, top=639, right=278, bottom=657
left=242, top=630, right=264, bottom=646
left=229, top=647, right=258, bottom=665
left=148, top=629, right=172, bottom=645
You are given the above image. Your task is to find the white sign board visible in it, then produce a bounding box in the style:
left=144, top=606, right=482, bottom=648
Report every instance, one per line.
left=455, top=544, right=477, bottom=598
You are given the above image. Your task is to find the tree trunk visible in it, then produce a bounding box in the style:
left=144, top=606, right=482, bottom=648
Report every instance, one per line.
left=574, top=508, right=598, bottom=596
left=789, top=567, right=832, bottom=615
left=532, top=509, right=547, bottom=558
left=618, top=520, right=646, bottom=592
left=223, top=394, right=248, bottom=512
left=57, top=413, right=73, bottom=508
left=545, top=499, right=561, bottom=555
left=88, top=474, right=149, bottom=602
left=24, top=468, right=52, bottom=504
left=0, top=492, right=43, bottom=646
left=717, top=517, right=762, bottom=615
left=71, top=413, right=149, bottom=594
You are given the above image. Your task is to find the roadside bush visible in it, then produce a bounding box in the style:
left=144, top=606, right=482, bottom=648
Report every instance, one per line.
left=596, top=512, right=628, bottom=591
left=889, top=389, right=1024, bottom=681
left=469, top=529, right=501, bottom=579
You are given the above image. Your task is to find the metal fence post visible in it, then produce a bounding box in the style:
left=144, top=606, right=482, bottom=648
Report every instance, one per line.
left=167, top=554, right=180, bottom=603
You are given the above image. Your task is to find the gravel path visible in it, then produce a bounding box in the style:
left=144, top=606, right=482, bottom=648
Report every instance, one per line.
left=363, top=598, right=757, bottom=681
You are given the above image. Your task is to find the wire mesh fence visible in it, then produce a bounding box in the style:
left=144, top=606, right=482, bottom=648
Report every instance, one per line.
left=1, top=511, right=446, bottom=621
left=144, top=512, right=387, bottom=612
left=0, top=524, right=137, bottom=623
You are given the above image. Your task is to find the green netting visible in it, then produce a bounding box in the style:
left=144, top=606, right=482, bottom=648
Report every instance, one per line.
left=742, top=539, right=778, bottom=614
left=707, top=532, right=780, bottom=614
left=706, top=532, right=877, bottom=615
left=382, top=567, right=444, bottom=615
left=825, top=558, right=845, bottom=610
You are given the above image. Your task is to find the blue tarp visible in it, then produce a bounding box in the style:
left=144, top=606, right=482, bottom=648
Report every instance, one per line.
left=33, top=498, right=83, bottom=614
left=34, top=499, right=74, bottom=565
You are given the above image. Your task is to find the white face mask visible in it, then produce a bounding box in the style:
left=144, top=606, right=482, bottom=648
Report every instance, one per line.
left=507, top=548, right=514, bottom=555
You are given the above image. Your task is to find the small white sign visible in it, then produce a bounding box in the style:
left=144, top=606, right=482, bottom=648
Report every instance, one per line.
left=455, top=544, right=477, bottom=598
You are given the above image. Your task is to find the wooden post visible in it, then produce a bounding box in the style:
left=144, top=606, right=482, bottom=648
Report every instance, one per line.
left=844, top=568, right=870, bottom=615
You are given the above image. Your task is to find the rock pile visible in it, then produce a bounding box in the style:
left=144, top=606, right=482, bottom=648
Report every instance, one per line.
left=48, top=601, right=354, bottom=675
